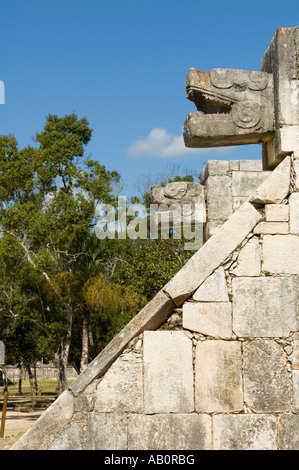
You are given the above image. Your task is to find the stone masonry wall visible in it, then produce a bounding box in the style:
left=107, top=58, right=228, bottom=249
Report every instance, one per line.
left=200, top=159, right=271, bottom=239
left=11, top=155, right=299, bottom=450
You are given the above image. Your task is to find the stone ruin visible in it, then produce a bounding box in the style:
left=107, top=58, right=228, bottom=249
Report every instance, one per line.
left=11, top=26, right=299, bottom=450
left=151, top=158, right=271, bottom=240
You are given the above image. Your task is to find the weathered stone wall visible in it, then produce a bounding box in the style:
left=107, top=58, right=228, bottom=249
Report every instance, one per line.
left=150, top=159, right=271, bottom=241
left=11, top=154, right=299, bottom=450
left=200, top=159, right=271, bottom=238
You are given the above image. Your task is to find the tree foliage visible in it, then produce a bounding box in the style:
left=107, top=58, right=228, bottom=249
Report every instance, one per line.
left=0, top=113, right=196, bottom=394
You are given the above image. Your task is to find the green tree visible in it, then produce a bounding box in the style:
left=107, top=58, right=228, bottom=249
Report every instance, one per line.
left=0, top=114, right=121, bottom=392
left=0, top=115, right=201, bottom=396
left=0, top=234, right=57, bottom=400
left=110, top=169, right=198, bottom=299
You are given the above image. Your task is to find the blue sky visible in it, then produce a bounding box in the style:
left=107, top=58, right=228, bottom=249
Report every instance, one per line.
left=0, top=0, right=298, bottom=198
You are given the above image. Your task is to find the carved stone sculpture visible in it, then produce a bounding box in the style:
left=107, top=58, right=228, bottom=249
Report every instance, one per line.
left=151, top=181, right=204, bottom=205
left=183, top=68, right=274, bottom=149
left=184, top=26, right=299, bottom=170
left=151, top=182, right=206, bottom=228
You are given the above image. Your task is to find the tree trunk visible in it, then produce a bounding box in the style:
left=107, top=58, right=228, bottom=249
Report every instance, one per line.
left=57, top=301, right=73, bottom=394
left=80, top=308, right=90, bottom=372
left=55, top=352, right=61, bottom=395
left=58, top=342, right=70, bottom=393
left=17, top=364, right=23, bottom=395
left=25, top=364, right=36, bottom=408
left=33, top=363, right=38, bottom=395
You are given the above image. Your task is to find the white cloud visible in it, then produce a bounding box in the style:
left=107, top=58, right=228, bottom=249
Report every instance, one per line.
left=127, top=127, right=231, bottom=158
left=127, top=127, right=231, bottom=159
left=127, top=128, right=201, bottom=158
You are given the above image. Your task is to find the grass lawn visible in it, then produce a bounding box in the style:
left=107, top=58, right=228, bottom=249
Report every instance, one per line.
left=1, top=379, right=74, bottom=398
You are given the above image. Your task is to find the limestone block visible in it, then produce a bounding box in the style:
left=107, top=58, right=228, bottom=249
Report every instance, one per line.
left=262, top=234, right=299, bottom=274
left=151, top=181, right=205, bottom=206
left=278, top=414, right=299, bottom=450
left=295, top=160, right=299, bottom=190
left=232, top=277, right=299, bottom=337
left=163, top=201, right=262, bottom=305
left=204, top=220, right=223, bottom=239
left=195, top=340, right=243, bottom=412
left=143, top=331, right=193, bottom=413
left=183, top=302, right=232, bottom=338
left=150, top=181, right=206, bottom=228
left=49, top=421, right=85, bottom=450
left=232, top=171, right=271, bottom=197
left=289, top=192, right=299, bottom=234
left=293, top=370, right=299, bottom=412
left=213, top=414, right=277, bottom=450
left=276, top=126, right=299, bottom=159
left=265, top=203, right=289, bottom=221
left=262, top=27, right=299, bottom=128
left=69, top=289, right=174, bottom=396
left=207, top=160, right=230, bottom=175
left=74, top=383, right=95, bottom=413
left=243, top=340, right=290, bottom=413
left=254, top=221, right=289, bottom=234
left=231, top=238, right=261, bottom=276
left=262, top=28, right=299, bottom=167
left=151, top=204, right=206, bottom=231
left=87, top=413, right=127, bottom=450
left=94, top=356, right=143, bottom=413
left=128, top=414, right=212, bottom=450
left=233, top=196, right=247, bottom=210
left=239, top=160, right=263, bottom=171
left=229, top=160, right=239, bottom=171
left=206, top=175, right=233, bottom=220
left=292, top=333, right=299, bottom=369
left=199, top=160, right=229, bottom=183
left=192, top=267, right=228, bottom=301
left=249, top=155, right=291, bottom=204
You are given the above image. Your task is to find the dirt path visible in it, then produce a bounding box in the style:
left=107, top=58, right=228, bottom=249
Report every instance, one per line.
left=0, top=409, right=44, bottom=449
left=0, top=397, right=54, bottom=450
